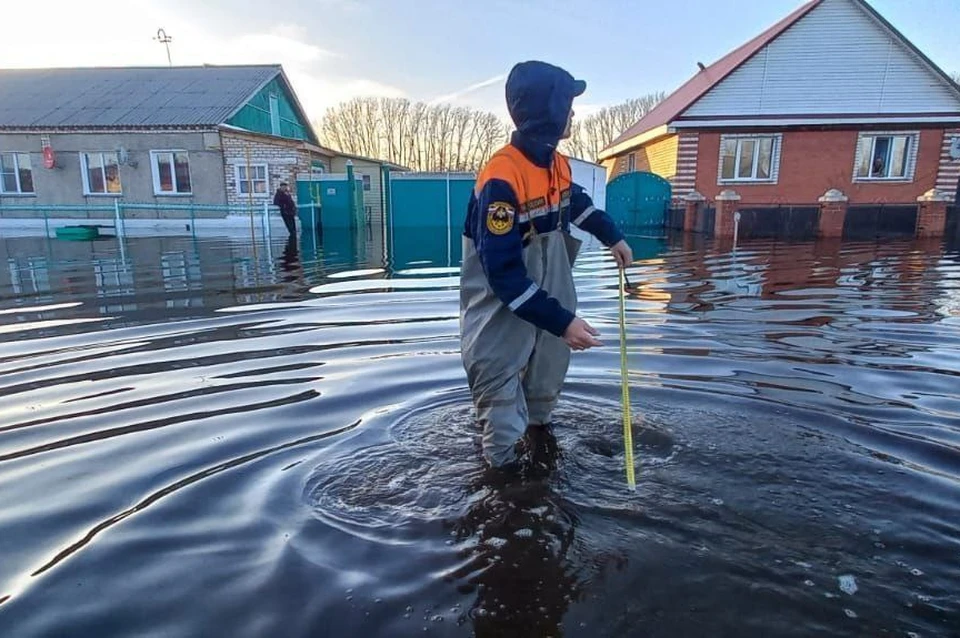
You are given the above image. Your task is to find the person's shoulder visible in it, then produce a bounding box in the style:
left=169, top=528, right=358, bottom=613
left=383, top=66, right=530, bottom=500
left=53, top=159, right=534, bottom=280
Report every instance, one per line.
left=477, top=145, right=522, bottom=189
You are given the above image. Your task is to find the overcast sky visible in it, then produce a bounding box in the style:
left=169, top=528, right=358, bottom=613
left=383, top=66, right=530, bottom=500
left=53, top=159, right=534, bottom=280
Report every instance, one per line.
left=2, top=0, right=958, bottom=122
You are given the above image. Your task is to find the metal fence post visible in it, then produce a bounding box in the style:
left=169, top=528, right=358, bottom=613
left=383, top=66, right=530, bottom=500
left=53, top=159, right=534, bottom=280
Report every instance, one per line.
left=263, top=201, right=271, bottom=242
left=445, top=172, right=452, bottom=267
left=114, top=199, right=125, bottom=239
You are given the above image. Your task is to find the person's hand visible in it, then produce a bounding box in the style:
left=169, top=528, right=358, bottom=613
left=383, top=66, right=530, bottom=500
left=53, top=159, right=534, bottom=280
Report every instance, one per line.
left=563, top=317, right=602, bottom=351
left=610, top=240, right=633, bottom=269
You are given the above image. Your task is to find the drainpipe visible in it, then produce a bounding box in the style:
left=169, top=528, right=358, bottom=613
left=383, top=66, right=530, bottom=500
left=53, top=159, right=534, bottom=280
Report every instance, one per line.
left=346, top=160, right=356, bottom=227
left=381, top=165, right=391, bottom=224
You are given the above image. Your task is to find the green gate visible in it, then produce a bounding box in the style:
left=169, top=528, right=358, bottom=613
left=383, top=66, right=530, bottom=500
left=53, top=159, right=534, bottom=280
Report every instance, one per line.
left=388, top=173, right=474, bottom=267
left=605, top=171, right=671, bottom=236
left=297, top=175, right=364, bottom=231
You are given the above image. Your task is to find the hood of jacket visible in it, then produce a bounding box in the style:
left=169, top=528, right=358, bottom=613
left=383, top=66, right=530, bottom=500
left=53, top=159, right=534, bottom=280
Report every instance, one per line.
left=506, top=60, right=585, bottom=167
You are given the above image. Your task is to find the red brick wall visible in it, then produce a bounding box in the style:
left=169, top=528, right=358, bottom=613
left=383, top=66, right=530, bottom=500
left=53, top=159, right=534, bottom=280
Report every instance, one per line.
left=695, top=129, right=944, bottom=205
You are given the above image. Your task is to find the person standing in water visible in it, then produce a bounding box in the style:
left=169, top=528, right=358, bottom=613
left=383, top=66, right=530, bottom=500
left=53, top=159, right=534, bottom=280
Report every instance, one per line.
left=273, top=181, right=298, bottom=236
left=459, top=60, right=633, bottom=471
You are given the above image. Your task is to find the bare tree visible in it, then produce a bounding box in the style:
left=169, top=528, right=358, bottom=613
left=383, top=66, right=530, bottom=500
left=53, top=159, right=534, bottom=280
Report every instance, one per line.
left=318, top=97, right=510, bottom=172
left=561, top=92, right=667, bottom=161
left=318, top=92, right=666, bottom=169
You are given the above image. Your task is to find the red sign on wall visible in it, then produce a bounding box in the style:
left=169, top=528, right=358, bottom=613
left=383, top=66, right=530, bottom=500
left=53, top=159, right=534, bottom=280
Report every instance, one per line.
left=43, top=146, right=56, bottom=169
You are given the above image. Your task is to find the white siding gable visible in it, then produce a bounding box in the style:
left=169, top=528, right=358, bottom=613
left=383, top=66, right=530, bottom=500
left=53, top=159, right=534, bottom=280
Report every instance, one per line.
left=684, top=0, right=960, bottom=118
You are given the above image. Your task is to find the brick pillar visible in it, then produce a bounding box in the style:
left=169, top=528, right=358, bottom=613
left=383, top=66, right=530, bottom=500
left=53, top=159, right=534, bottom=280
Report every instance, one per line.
left=714, top=189, right=740, bottom=237
left=682, top=191, right=705, bottom=233
left=818, top=189, right=848, bottom=239
left=916, top=189, right=951, bottom=238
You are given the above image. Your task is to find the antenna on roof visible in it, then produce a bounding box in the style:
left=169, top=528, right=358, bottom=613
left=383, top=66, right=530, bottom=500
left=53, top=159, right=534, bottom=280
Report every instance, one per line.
left=154, top=28, right=173, bottom=67
left=697, top=62, right=706, bottom=72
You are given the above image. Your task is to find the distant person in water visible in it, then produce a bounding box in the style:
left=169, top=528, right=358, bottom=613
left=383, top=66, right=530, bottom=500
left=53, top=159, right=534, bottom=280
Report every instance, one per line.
left=273, top=181, right=298, bottom=235
left=459, top=60, right=633, bottom=471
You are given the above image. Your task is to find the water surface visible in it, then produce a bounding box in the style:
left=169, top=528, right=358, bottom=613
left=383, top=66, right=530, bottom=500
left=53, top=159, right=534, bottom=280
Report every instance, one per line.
left=1, top=228, right=958, bottom=637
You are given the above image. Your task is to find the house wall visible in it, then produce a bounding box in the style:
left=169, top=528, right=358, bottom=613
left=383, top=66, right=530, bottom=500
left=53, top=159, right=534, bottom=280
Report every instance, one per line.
left=693, top=128, right=944, bottom=204
left=609, top=135, right=679, bottom=182
left=219, top=130, right=332, bottom=208
left=936, top=128, right=960, bottom=199
left=683, top=0, right=960, bottom=119
left=0, top=130, right=226, bottom=208
left=329, top=157, right=386, bottom=225
left=225, top=76, right=312, bottom=142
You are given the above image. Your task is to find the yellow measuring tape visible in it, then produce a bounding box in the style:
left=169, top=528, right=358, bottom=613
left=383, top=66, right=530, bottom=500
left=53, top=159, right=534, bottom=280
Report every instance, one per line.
left=618, top=267, right=637, bottom=490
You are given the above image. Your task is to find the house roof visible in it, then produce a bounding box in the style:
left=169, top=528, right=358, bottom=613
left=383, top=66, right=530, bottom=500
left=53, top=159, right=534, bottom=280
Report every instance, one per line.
left=598, top=0, right=960, bottom=160
left=599, top=0, right=821, bottom=160
left=0, top=65, right=285, bottom=130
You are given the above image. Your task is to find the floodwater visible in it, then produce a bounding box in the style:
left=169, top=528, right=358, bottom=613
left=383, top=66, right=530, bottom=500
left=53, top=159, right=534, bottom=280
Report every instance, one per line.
left=1, top=226, right=959, bottom=637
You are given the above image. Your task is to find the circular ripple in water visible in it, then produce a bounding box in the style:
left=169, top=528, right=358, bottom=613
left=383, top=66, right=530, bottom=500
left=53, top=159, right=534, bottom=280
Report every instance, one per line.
left=303, top=395, right=485, bottom=542
left=302, top=393, right=681, bottom=544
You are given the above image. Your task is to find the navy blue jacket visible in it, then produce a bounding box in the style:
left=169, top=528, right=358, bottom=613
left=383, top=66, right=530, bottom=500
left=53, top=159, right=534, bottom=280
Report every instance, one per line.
left=463, top=61, right=623, bottom=337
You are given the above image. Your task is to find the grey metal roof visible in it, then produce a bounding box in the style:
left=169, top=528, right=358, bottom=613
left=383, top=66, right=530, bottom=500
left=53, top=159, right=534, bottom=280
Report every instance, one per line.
left=0, top=65, right=281, bottom=129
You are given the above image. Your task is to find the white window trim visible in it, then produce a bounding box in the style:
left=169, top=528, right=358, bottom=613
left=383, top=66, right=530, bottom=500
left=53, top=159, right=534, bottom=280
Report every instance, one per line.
left=717, top=133, right=782, bottom=185
left=852, top=131, right=919, bottom=183
left=150, top=150, right=193, bottom=196
left=80, top=151, right=122, bottom=196
left=627, top=153, right=636, bottom=173
left=234, top=163, right=270, bottom=198
left=0, top=152, right=35, bottom=196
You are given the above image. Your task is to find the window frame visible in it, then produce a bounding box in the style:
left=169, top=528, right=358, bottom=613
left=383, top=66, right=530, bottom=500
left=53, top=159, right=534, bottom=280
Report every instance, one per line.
left=150, top=150, right=193, bottom=196
left=852, top=132, right=918, bottom=183
left=626, top=153, right=636, bottom=173
left=269, top=94, right=282, bottom=136
left=717, top=134, right=781, bottom=185
left=0, top=152, right=35, bottom=195
left=80, top=151, right=122, bottom=196
left=234, top=163, right=270, bottom=198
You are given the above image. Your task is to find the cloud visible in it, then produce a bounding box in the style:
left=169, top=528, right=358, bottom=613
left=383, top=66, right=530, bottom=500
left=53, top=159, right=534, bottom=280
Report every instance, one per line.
left=0, top=1, right=403, bottom=119
left=430, top=74, right=507, bottom=105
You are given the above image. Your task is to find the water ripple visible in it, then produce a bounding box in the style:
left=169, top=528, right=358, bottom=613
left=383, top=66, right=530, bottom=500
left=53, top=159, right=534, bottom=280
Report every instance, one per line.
left=0, top=233, right=957, bottom=637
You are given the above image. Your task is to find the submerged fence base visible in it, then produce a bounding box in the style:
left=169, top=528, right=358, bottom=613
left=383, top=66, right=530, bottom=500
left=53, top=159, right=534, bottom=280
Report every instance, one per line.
left=0, top=202, right=291, bottom=239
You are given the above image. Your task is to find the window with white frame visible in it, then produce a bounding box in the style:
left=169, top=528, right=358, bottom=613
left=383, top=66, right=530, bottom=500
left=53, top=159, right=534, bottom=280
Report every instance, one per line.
left=81, top=152, right=122, bottom=195
left=151, top=151, right=192, bottom=194
left=854, top=132, right=917, bottom=181
left=0, top=152, right=35, bottom=194
left=627, top=153, right=636, bottom=173
left=235, top=164, right=269, bottom=196
left=361, top=174, right=371, bottom=191
left=719, top=135, right=780, bottom=183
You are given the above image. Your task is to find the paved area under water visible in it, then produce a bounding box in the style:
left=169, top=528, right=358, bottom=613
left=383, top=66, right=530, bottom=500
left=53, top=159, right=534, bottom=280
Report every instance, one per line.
left=0, top=229, right=958, bottom=637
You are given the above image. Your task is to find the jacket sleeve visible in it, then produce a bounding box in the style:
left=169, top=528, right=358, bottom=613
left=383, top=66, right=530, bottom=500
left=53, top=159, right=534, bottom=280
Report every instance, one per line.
left=569, top=183, right=624, bottom=247
left=473, top=178, right=576, bottom=338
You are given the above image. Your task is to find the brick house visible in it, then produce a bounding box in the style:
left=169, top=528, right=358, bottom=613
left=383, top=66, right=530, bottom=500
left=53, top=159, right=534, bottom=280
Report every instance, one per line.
left=0, top=65, right=397, bottom=224
left=598, top=0, right=960, bottom=217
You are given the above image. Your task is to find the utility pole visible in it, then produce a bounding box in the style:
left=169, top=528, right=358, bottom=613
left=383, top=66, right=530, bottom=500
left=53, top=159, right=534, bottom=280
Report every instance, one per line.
left=154, top=28, right=173, bottom=66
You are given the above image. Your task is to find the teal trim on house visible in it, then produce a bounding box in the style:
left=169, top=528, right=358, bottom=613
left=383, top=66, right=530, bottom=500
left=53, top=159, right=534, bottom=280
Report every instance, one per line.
left=226, top=76, right=315, bottom=143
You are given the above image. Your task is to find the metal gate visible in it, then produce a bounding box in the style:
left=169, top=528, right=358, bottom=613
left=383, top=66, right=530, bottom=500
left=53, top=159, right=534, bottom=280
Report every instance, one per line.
left=388, top=173, right=475, bottom=268
left=297, top=174, right=364, bottom=231
left=605, top=171, right=671, bottom=236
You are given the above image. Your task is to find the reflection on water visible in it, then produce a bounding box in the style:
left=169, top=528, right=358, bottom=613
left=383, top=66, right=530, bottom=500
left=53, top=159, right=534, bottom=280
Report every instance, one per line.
left=0, top=226, right=958, bottom=637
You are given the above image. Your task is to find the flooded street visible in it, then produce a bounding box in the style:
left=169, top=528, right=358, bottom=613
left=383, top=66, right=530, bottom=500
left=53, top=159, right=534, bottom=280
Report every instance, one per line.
left=1, top=229, right=958, bottom=637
